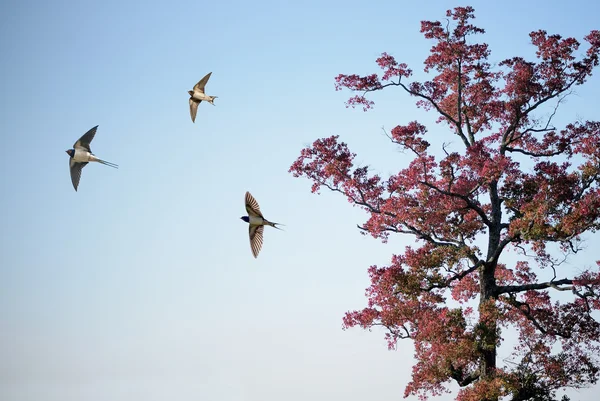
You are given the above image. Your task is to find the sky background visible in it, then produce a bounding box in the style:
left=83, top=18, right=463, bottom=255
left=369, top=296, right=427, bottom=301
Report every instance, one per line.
left=1, top=0, right=599, bottom=400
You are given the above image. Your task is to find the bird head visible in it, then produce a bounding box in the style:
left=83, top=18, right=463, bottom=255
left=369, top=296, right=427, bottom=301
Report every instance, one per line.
left=240, top=216, right=249, bottom=223
left=188, top=90, right=194, bottom=96
left=65, top=149, right=74, bottom=157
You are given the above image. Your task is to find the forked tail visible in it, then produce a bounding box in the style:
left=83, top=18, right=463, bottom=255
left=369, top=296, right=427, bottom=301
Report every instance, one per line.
left=266, top=221, right=284, bottom=230
left=98, top=159, right=119, bottom=168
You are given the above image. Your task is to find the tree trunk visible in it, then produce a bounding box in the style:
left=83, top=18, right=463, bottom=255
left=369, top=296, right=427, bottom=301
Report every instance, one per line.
left=479, top=181, right=502, bottom=399
left=480, top=262, right=498, bottom=377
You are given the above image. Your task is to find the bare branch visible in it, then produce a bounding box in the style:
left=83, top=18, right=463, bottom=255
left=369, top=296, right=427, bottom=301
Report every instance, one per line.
left=501, top=77, right=583, bottom=154
left=373, top=322, right=412, bottom=339
left=503, top=294, right=570, bottom=338
left=418, top=180, right=491, bottom=227
left=504, top=147, right=565, bottom=157
left=496, top=278, right=574, bottom=295
left=442, top=142, right=453, bottom=156
left=421, top=260, right=484, bottom=291
left=398, top=80, right=471, bottom=148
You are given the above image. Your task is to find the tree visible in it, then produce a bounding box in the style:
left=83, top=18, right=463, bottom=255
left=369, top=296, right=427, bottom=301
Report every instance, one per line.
left=290, top=6, right=600, bottom=401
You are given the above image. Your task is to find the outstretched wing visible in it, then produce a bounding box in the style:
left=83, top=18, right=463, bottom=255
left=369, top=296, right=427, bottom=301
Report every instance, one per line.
left=69, top=159, right=88, bottom=191
left=245, top=191, right=263, bottom=218
left=249, top=225, right=264, bottom=258
left=74, top=125, right=98, bottom=152
left=193, top=72, right=212, bottom=92
left=189, top=98, right=201, bottom=123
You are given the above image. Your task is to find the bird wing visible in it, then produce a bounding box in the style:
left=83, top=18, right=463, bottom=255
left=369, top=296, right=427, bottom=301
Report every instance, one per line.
left=193, top=72, right=212, bottom=92
left=73, top=125, right=98, bottom=152
left=189, top=98, right=201, bottom=123
left=245, top=191, right=263, bottom=218
left=249, top=225, right=264, bottom=258
left=69, top=159, right=88, bottom=191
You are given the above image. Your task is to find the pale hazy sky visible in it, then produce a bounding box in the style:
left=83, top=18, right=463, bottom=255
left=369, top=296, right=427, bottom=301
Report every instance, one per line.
left=1, top=0, right=599, bottom=400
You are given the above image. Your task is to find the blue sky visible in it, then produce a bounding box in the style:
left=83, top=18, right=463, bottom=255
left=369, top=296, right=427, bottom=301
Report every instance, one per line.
left=1, top=0, right=599, bottom=400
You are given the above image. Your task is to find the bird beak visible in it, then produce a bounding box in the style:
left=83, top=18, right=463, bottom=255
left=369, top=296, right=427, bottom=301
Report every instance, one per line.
left=65, top=150, right=69, bottom=154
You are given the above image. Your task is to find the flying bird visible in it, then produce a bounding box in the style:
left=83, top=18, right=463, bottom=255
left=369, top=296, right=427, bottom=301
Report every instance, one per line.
left=188, top=72, right=218, bottom=123
left=240, top=191, right=282, bottom=258
left=65, top=125, right=118, bottom=191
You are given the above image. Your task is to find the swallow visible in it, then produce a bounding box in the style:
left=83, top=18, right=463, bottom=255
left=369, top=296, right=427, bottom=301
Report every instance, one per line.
left=240, top=191, right=282, bottom=258
left=65, top=125, right=118, bottom=191
left=188, top=72, right=218, bottom=123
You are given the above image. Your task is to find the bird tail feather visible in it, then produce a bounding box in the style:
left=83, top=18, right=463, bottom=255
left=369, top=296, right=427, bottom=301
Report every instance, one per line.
left=98, top=159, right=119, bottom=169
left=267, top=221, right=284, bottom=230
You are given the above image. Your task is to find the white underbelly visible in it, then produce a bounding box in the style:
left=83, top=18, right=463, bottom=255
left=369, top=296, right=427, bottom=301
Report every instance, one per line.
left=249, top=216, right=264, bottom=225
left=73, top=149, right=91, bottom=162
left=195, top=92, right=211, bottom=101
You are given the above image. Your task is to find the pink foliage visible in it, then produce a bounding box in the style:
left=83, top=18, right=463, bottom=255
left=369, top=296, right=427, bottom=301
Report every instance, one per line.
left=291, top=5, right=600, bottom=401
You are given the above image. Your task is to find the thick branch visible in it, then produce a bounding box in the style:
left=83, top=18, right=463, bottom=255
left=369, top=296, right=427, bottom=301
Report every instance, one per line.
left=456, top=59, right=473, bottom=146
left=464, top=110, right=475, bottom=144
left=496, top=278, right=573, bottom=295
left=504, top=146, right=564, bottom=157
left=449, top=365, right=480, bottom=387
left=488, top=234, right=519, bottom=264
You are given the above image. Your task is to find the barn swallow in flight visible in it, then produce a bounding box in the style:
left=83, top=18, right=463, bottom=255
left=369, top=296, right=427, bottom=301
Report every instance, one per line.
left=65, top=125, right=118, bottom=191
left=188, top=72, right=218, bottom=123
left=240, top=191, right=282, bottom=258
